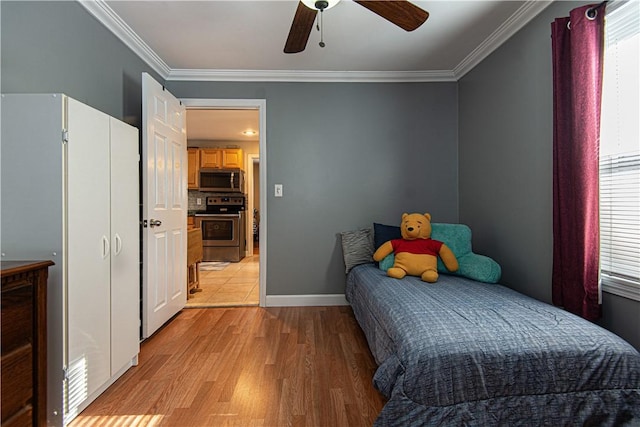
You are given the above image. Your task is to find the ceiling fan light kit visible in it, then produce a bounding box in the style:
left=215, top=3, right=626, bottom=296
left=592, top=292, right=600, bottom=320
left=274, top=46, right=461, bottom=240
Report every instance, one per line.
left=301, top=0, right=341, bottom=11
left=284, top=0, right=429, bottom=54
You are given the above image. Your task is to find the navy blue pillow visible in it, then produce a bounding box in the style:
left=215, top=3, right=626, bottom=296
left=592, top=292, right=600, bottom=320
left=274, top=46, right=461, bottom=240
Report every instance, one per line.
left=373, top=222, right=401, bottom=249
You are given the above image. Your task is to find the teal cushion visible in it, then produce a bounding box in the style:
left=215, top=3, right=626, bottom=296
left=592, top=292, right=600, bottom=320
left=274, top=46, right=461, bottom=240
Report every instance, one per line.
left=375, top=223, right=501, bottom=284
left=379, top=253, right=395, bottom=271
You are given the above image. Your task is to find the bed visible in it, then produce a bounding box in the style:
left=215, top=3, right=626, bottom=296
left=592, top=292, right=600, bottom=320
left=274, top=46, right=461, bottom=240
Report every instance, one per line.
left=340, top=224, right=640, bottom=426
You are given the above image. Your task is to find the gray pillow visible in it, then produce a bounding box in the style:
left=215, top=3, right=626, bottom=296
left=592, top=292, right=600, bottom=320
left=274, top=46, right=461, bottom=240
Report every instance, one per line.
left=340, top=228, right=374, bottom=273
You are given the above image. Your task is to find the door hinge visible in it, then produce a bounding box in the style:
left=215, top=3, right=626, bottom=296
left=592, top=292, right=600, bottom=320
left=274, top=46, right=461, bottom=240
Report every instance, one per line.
left=142, top=219, right=148, bottom=228
left=62, top=129, right=69, bottom=144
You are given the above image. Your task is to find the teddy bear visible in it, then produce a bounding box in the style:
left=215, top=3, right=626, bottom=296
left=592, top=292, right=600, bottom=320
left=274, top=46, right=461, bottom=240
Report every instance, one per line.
left=373, top=212, right=459, bottom=283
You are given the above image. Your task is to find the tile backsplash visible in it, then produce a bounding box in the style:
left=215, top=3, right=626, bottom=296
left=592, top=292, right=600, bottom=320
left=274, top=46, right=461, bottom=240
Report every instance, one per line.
left=188, top=190, right=213, bottom=213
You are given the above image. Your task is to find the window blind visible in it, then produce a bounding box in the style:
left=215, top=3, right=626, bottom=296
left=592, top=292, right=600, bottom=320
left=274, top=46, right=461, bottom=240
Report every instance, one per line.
left=599, top=0, right=640, bottom=301
left=605, top=0, right=639, bottom=44
left=600, top=153, right=640, bottom=293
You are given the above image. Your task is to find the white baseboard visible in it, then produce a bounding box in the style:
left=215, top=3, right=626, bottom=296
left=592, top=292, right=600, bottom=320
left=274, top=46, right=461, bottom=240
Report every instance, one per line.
left=265, top=294, right=348, bottom=307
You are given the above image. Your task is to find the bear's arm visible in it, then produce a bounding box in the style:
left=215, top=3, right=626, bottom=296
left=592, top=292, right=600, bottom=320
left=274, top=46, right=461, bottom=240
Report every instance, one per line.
left=373, top=241, right=394, bottom=262
left=439, top=243, right=459, bottom=272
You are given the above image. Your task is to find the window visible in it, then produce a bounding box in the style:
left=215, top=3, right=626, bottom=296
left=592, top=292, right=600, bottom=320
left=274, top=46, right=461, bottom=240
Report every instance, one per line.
left=599, top=0, right=640, bottom=301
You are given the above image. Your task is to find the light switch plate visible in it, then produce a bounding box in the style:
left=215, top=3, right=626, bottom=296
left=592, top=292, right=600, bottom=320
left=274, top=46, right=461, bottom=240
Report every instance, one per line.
left=275, top=184, right=283, bottom=197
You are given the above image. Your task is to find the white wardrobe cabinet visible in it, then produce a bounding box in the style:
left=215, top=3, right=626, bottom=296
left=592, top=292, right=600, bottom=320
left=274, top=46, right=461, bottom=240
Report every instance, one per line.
left=1, top=94, right=140, bottom=426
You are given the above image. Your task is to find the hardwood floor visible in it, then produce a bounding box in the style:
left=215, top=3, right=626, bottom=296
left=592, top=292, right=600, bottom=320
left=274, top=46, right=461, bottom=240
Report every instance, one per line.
left=69, top=306, right=386, bottom=427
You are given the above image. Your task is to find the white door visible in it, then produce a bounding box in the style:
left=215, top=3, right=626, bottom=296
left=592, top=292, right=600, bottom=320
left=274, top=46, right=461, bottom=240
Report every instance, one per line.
left=142, top=72, right=188, bottom=338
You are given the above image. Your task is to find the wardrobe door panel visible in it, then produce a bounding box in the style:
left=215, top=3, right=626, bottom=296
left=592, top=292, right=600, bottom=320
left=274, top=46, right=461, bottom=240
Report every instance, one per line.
left=109, top=118, right=140, bottom=374
left=66, top=99, right=111, bottom=408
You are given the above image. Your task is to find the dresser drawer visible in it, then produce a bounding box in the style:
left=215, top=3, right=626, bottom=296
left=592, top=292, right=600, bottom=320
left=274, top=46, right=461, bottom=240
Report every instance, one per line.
left=1, top=344, right=33, bottom=423
left=1, top=407, right=32, bottom=427
left=1, top=280, right=33, bottom=354
left=1, top=260, right=53, bottom=427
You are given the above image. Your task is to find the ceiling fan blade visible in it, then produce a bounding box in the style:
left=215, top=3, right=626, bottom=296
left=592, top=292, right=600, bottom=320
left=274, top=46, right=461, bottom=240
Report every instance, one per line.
left=354, top=0, right=429, bottom=32
left=284, top=1, right=318, bottom=53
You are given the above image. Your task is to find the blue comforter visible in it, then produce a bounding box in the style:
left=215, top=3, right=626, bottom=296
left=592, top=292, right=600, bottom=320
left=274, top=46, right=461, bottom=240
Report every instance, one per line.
left=346, top=263, right=640, bottom=426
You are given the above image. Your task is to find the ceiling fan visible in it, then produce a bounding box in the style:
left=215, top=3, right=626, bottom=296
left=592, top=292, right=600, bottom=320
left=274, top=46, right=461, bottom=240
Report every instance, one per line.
left=284, top=0, right=429, bottom=54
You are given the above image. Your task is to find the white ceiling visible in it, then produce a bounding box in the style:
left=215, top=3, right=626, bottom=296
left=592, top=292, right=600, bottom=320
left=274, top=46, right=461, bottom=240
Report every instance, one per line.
left=88, top=0, right=552, bottom=81
left=82, top=0, right=552, bottom=139
left=187, top=109, right=260, bottom=142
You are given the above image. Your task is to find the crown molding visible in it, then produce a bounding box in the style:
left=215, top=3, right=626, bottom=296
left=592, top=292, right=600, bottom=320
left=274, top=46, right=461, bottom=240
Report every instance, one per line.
left=78, top=0, right=171, bottom=78
left=77, top=0, right=553, bottom=83
left=453, top=0, right=554, bottom=79
left=166, top=68, right=457, bottom=83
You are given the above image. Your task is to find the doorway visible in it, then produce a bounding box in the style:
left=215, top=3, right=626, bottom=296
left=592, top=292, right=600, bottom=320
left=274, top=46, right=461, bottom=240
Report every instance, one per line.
left=182, top=98, right=266, bottom=308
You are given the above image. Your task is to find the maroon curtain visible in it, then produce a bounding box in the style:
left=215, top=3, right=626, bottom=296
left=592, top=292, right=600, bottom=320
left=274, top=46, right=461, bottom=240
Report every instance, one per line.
left=551, top=4, right=605, bottom=320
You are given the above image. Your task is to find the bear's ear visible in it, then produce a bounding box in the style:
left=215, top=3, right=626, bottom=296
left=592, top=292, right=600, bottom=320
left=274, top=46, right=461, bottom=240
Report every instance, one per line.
left=402, top=213, right=409, bottom=220
left=423, top=213, right=432, bottom=221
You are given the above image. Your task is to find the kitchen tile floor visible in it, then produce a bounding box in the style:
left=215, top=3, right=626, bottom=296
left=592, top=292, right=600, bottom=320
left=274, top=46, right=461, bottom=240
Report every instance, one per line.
left=186, top=251, right=259, bottom=308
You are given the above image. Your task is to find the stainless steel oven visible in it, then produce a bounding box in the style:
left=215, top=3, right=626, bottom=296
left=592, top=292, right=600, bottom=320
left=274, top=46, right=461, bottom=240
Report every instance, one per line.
left=194, top=195, right=246, bottom=262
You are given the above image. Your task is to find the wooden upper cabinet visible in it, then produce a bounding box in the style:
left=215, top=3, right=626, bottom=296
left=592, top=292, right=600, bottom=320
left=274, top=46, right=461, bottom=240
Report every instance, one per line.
left=199, top=149, right=222, bottom=169
left=199, top=148, right=244, bottom=170
left=187, top=148, right=200, bottom=189
left=222, top=149, right=243, bottom=169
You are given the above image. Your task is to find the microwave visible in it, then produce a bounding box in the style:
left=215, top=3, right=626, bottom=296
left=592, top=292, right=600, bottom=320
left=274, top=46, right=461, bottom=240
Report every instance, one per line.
left=199, top=168, right=244, bottom=192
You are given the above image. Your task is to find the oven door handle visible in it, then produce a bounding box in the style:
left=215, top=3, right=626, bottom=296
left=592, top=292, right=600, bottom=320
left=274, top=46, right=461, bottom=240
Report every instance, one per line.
left=195, top=213, right=241, bottom=218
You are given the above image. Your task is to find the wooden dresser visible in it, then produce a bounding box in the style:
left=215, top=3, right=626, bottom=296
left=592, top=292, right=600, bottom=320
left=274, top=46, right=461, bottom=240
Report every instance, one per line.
left=1, top=260, right=53, bottom=427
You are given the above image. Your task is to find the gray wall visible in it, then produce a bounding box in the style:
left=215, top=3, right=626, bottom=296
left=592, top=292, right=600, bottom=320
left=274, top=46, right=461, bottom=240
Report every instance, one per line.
left=168, top=80, right=459, bottom=295
left=458, top=1, right=640, bottom=350
left=1, top=1, right=162, bottom=127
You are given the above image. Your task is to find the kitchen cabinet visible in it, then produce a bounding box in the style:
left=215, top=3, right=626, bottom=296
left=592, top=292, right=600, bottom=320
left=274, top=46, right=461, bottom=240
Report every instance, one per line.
left=1, top=94, right=140, bottom=426
left=222, top=148, right=244, bottom=169
left=1, top=260, right=53, bottom=427
left=200, top=148, right=222, bottom=169
left=187, top=148, right=199, bottom=189
left=199, top=148, right=244, bottom=170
